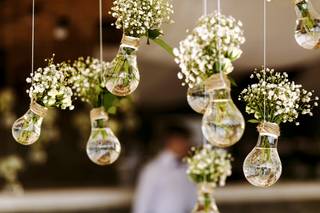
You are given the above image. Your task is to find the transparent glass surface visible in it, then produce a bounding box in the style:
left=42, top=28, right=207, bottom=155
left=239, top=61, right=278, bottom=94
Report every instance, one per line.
left=104, top=45, right=140, bottom=96
left=86, top=113, right=121, bottom=166
left=243, top=134, right=282, bottom=187
left=12, top=109, right=43, bottom=145
left=192, top=183, right=219, bottom=213
left=187, top=83, right=209, bottom=114
left=295, top=0, right=320, bottom=49
left=202, top=89, right=245, bottom=148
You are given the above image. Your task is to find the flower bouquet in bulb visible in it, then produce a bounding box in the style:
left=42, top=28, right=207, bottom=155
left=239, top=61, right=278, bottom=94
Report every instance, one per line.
left=185, top=144, right=232, bottom=213
left=105, top=0, right=174, bottom=96
left=239, top=67, right=318, bottom=187
left=12, top=57, right=74, bottom=146
left=70, top=57, right=122, bottom=166
left=294, top=0, right=320, bottom=49
left=0, top=89, right=17, bottom=128
left=0, top=155, right=24, bottom=195
left=174, top=12, right=245, bottom=114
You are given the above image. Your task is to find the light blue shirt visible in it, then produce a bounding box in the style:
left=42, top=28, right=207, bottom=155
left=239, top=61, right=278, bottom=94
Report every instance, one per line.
left=133, top=150, right=197, bottom=213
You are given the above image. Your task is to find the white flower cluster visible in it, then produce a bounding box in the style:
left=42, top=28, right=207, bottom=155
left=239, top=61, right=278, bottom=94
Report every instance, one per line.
left=26, top=58, right=74, bottom=110
left=0, top=155, right=24, bottom=180
left=110, top=0, right=174, bottom=37
left=239, top=68, right=319, bottom=125
left=70, top=57, right=108, bottom=107
left=174, top=12, right=245, bottom=88
left=186, top=144, right=232, bottom=186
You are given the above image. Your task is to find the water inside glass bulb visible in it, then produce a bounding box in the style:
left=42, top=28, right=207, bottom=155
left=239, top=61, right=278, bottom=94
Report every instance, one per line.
left=187, top=82, right=209, bottom=114
left=202, top=89, right=245, bottom=148
left=86, top=108, right=121, bottom=166
left=243, top=134, right=282, bottom=187
left=12, top=102, right=47, bottom=146
left=104, top=38, right=140, bottom=96
left=294, top=0, right=320, bottom=49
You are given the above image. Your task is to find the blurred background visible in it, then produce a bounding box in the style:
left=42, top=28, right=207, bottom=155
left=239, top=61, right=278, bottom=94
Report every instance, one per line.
left=0, top=0, right=320, bottom=212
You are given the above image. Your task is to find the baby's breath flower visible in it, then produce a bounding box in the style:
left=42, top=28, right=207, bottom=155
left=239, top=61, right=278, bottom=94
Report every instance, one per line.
left=110, top=0, right=174, bottom=38
left=185, top=144, right=232, bottom=186
left=27, top=58, right=74, bottom=110
left=239, top=67, right=318, bottom=125
left=69, top=57, right=109, bottom=107
left=174, top=12, right=245, bottom=88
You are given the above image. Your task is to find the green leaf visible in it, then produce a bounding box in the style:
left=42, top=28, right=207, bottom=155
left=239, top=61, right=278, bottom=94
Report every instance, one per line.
left=151, top=37, right=174, bottom=57
left=103, top=92, right=119, bottom=111
left=148, top=29, right=162, bottom=40
left=108, top=106, right=117, bottom=115
left=248, top=119, right=259, bottom=123
left=229, top=77, right=238, bottom=87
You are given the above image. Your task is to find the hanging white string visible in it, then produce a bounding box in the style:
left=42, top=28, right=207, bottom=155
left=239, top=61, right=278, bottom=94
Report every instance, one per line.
left=202, top=0, right=209, bottom=146
left=99, top=0, right=103, bottom=68
left=217, top=0, right=226, bottom=86
left=263, top=0, right=267, bottom=122
left=203, top=0, right=208, bottom=16
left=31, top=0, right=35, bottom=77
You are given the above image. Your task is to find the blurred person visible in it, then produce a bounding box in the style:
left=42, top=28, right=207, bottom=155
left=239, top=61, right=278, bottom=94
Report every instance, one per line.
left=133, top=125, right=197, bottom=213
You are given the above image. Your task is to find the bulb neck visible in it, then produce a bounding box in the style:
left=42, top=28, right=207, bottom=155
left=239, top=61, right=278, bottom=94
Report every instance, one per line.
left=195, top=183, right=219, bottom=213
left=295, top=0, right=317, bottom=18
left=90, top=107, right=109, bottom=128
left=197, top=182, right=215, bottom=194
left=209, top=88, right=231, bottom=102
left=256, top=134, right=278, bottom=148
left=204, top=73, right=231, bottom=93
left=30, top=100, right=48, bottom=118
left=256, top=122, right=280, bottom=148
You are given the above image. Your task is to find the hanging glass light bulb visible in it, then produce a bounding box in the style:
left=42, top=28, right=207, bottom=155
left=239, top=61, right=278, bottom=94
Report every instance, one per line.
left=187, top=81, right=209, bottom=114
left=12, top=100, right=48, bottom=146
left=86, top=107, right=121, bottom=166
left=192, top=183, right=220, bottom=213
left=294, top=0, right=320, bottom=49
left=103, top=35, right=140, bottom=96
left=201, top=74, right=245, bottom=148
left=243, top=122, right=282, bottom=187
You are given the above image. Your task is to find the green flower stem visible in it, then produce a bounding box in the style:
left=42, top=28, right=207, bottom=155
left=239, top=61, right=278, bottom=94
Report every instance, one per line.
left=296, top=1, right=315, bottom=31
left=151, top=37, right=174, bottom=57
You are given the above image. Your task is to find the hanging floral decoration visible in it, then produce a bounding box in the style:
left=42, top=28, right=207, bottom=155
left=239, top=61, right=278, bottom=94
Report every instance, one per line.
left=12, top=55, right=134, bottom=166
left=69, top=57, right=132, bottom=166
left=0, top=155, right=24, bottom=195
left=186, top=144, right=232, bottom=213
left=239, top=67, right=318, bottom=187
left=103, top=0, right=174, bottom=97
left=174, top=12, right=245, bottom=88
left=0, top=89, right=17, bottom=128
left=186, top=144, right=232, bottom=185
left=12, top=57, right=75, bottom=146
left=294, top=0, right=320, bottom=49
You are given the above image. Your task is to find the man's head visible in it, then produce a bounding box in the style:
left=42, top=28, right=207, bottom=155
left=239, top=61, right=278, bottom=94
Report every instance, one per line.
left=163, top=125, right=192, bottom=159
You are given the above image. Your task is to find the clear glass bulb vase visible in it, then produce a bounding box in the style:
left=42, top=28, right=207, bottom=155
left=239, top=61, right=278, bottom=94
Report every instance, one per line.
left=86, top=107, right=121, bottom=166
left=187, top=82, right=209, bottom=114
left=243, top=122, right=282, bottom=187
left=294, top=0, right=320, bottom=49
left=103, top=35, right=140, bottom=96
left=202, top=74, right=245, bottom=148
left=12, top=100, right=48, bottom=145
left=192, top=183, right=220, bottom=213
